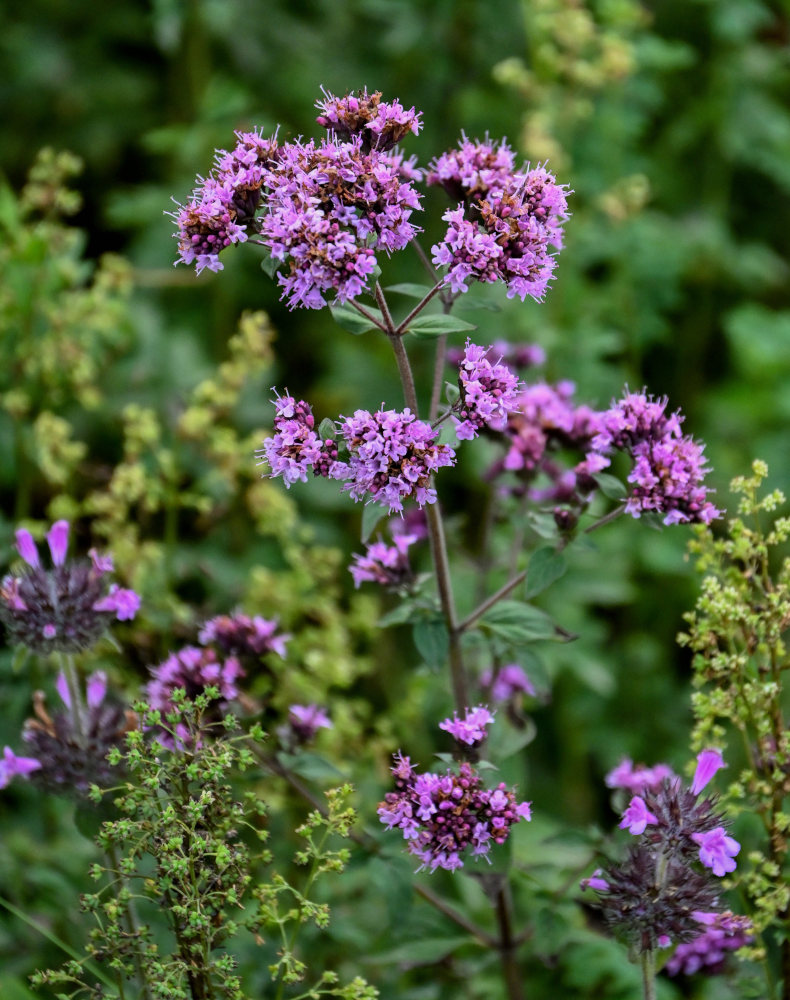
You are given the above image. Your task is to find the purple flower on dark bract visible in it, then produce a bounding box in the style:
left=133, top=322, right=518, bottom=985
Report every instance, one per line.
left=20, top=672, right=134, bottom=797
left=378, top=751, right=531, bottom=872
left=332, top=407, right=456, bottom=513
left=284, top=704, right=332, bottom=747
left=439, top=705, right=495, bottom=747
left=619, top=795, right=659, bottom=836
left=691, top=827, right=740, bottom=877
left=427, top=133, right=519, bottom=205
left=452, top=340, right=522, bottom=440
left=0, top=745, right=42, bottom=789
left=0, top=521, right=140, bottom=654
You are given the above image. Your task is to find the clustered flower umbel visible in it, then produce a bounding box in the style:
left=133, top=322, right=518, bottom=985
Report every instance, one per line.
left=584, top=749, right=748, bottom=962
left=171, top=88, right=423, bottom=309
left=259, top=393, right=455, bottom=514
left=0, top=521, right=140, bottom=654
left=349, top=531, right=418, bottom=589
left=451, top=340, right=522, bottom=440
left=428, top=135, right=570, bottom=302
left=378, top=739, right=531, bottom=872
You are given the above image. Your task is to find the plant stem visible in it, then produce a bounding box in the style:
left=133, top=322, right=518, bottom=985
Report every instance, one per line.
left=458, top=570, right=528, bottom=633
left=388, top=333, right=420, bottom=414
left=106, top=844, right=154, bottom=1000
left=394, top=281, right=444, bottom=336
left=494, top=882, right=526, bottom=1000
left=347, top=297, right=388, bottom=332
left=60, top=651, right=86, bottom=743
left=640, top=949, right=657, bottom=1000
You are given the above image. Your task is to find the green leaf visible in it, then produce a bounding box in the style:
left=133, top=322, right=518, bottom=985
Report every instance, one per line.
left=378, top=600, right=420, bottom=627
left=593, top=472, right=626, bottom=501
left=259, top=252, right=279, bottom=279
left=454, top=294, right=501, bottom=312
left=330, top=304, right=381, bottom=335
left=385, top=282, right=433, bottom=299
left=525, top=547, right=567, bottom=598
left=280, top=751, right=344, bottom=781
left=444, top=381, right=460, bottom=404
left=480, top=600, right=557, bottom=644
left=486, top=717, right=537, bottom=760
left=318, top=417, right=337, bottom=440
left=404, top=314, right=477, bottom=339
left=412, top=617, right=449, bottom=666
left=374, top=935, right=472, bottom=965
left=361, top=501, right=388, bottom=542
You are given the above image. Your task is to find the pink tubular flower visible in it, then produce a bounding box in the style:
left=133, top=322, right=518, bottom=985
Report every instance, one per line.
left=619, top=796, right=659, bottom=836
left=439, top=705, right=495, bottom=747
left=691, top=748, right=726, bottom=796
left=605, top=758, right=676, bottom=794
left=286, top=704, right=332, bottom=745
left=692, top=827, right=740, bottom=877
left=0, top=745, right=42, bottom=789
left=198, top=612, right=289, bottom=660
left=46, top=521, right=70, bottom=566
left=93, top=585, right=141, bottom=621
left=580, top=869, right=609, bottom=892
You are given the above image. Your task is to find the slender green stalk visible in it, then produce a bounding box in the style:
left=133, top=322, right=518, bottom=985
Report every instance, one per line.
left=105, top=844, right=154, bottom=1000
left=640, top=949, right=657, bottom=1000
left=494, top=882, right=526, bottom=1000
left=59, top=651, right=86, bottom=742
left=394, top=281, right=444, bottom=336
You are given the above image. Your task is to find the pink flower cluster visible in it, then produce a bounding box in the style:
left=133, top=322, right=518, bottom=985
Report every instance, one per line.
left=315, top=87, right=423, bottom=152
left=438, top=705, right=495, bottom=747
left=592, top=391, right=721, bottom=525
left=452, top=340, right=522, bottom=440
left=261, top=135, right=422, bottom=309
left=378, top=752, right=531, bottom=872
left=605, top=757, right=677, bottom=794
left=480, top=663, right=536, bottom=702
left=429, top=135, right=570, bottom=302
left=261, top=395, right=456, bottom=514
left=199, top=612, right=290, bottom=660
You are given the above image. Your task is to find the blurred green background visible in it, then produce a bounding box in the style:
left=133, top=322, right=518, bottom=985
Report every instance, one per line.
left=0, top=1, right=788, bottom=997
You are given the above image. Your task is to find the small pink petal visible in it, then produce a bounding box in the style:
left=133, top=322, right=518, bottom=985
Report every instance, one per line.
left=15, top=529, right=39, bottom=568
left=56, top=672, right=71, bottom=708
left=46, top=520, right=70, bottom=566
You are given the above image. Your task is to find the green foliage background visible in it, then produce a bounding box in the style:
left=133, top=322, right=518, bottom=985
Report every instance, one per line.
left=0, top=0, right=788, bottom=996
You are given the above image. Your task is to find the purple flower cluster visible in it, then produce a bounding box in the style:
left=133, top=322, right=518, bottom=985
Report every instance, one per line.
left=171, top=129, right=279, bottom=274
left=261, top=135, right=422, bottom=309
left=19, top=670, right=134, bottom=796
left=172, top=90, right=422, bottom=307
left=480, top=663, right=537, bottom=702
left=592, top=391, right=721, bottom=525
left=617, top=750, right=740, bottom=877
left=605, top=757, right=677, bottom=794
left=349, top=531, right=419, bottom=589
left=258, top=393, right=339, bottom=487
left=378, top=752, right=531, bottom=872
left=427, top=133, right=519, bottom=205
left=333, top=407, right=456, bottom=513
left=429, top=135, right=569, bottom=302
left=438, top=705, right=495, bottom=747
left=261, top=395, right=456, bottom=513
left=285, top=704, right=332, bottom=745
left=199, top=611, right=290, bottom=660
left=0, top=521, right=140, bottom=654
left=584, top=748, right=745, bottom=955
left=315, top=87, right=423, bottom=152
left=145, top=646, right=244, bottom=748
left=451, top=340, right=522, bottom=440
left=446, top=339, right=546, bottom=372
left=665, top=911, right=753, bottom=977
